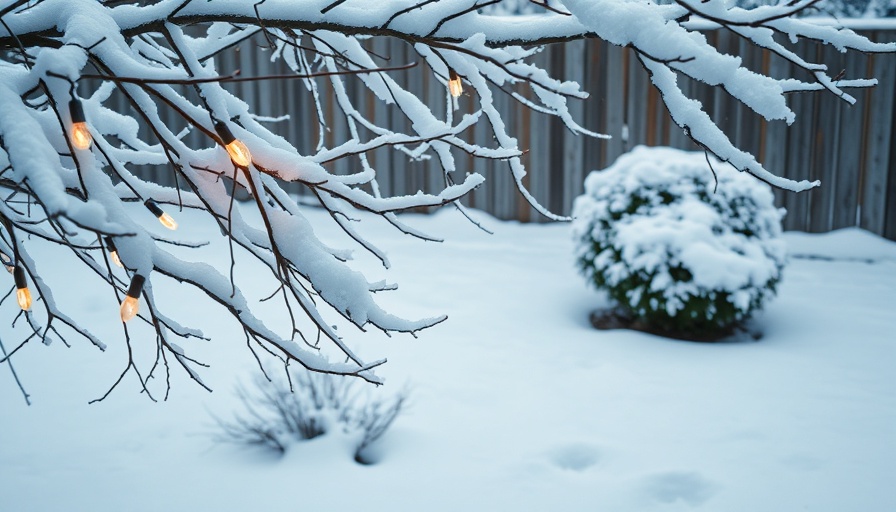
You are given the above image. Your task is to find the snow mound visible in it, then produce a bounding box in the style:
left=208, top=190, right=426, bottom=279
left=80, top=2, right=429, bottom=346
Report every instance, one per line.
left=572, top=146, right=786, bottom=334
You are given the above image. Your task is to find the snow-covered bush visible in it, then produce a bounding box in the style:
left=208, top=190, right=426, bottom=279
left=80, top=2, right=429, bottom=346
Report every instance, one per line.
left=572, top=146, right=786, bottom=336
left=214, top=370, right=406, bottom=464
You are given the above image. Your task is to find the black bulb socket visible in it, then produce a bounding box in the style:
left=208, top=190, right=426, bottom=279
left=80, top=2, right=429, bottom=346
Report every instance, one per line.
left=126, top=274, right=145, bottom=299
left=13, top=266, right=27, bottom=289
left=69, top=99, right=86, bottom=124
left=449, top=68, right=459, bottom=81
left=144, top=199, right=164, bottom=218
left=104, top=236, right=117, bottom=253
left=214, top=121, right=236, bottom=145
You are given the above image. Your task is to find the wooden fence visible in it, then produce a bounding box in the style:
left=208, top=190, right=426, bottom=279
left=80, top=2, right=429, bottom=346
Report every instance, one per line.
left=123, top=27, right=896, bottom=240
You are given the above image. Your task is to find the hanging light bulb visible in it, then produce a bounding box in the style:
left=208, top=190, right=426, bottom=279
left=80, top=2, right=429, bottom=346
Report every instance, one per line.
left=120, top=274, right=145, bottom=322
left=13, top=266, right=31, bottom=311
left=69, top=99, right=92, bottom=150
left=104, top=236, right=123, bottom=268
left=144, top=199, right=178, bottom=230
left=448, top=69, right=463, bottom=98
left=214, top=121, right=252, bottom=167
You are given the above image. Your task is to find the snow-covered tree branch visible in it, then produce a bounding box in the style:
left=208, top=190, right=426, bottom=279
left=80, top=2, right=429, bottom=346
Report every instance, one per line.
left=0, top=0, right=892, bottom=401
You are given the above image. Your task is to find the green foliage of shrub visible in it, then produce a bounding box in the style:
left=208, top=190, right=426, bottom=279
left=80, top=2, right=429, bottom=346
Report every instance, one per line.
left=572, top=146, right=787, bottom=336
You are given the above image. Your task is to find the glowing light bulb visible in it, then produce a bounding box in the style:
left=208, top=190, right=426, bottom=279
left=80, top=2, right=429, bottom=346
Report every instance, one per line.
left=71, top=122, right=92, bottom=150
left=158, top=212, right=178, bottom=230
left=104, top=237, right=123, bottom=268
left=448, top=69, right=463, bottom=98
left=215, top=121, right=252, bottom=167
left=120, top=274, right=145, bottom=323
left=225, top=140, right=252, bottom=167
left=13, top=266, right=31, bottom=311
left=69, top=99, right=92, bottom=149
left=120, top=295, right=139, bottom=322
left=17, top=287, right=32, bottom=311
left=144, top=199, right=178, bottom=231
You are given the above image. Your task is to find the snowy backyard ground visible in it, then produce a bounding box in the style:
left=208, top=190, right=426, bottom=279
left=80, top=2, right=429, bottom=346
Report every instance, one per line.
left=1, top=204, right=894, bottom=511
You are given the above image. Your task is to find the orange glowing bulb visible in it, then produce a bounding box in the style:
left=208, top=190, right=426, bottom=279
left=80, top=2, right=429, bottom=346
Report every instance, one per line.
left=214, top=121, right=252, bottom=167
left=71, top=122, right=92, bottom=149
left=448, top=69, right=463, bottom=98
left=110, top=250, right=123, bottom=268
left=144, top=199, right=178, bottom=230
left=120, top=274, right=145, bottom=323
left=120, top=295, right=139, bottom=322
left=69, top=99, right=91, bottom=149
left=225, top=139, right=252, bottom=167
left=13, top=266, right=31, bottom=311
left=158, top=212, right=178, bottom=230
left=16, top=287, right=31, bottom=311
left=104, top=237, right=123, bottom=267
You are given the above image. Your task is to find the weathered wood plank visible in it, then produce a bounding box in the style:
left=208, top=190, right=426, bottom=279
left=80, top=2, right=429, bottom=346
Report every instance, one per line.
left=808, top=44, right=843, bottom=232
left=371, top=37, right=393, bottom=199
left=625, top=47, right=648, bottom=150
left=421, top=48, right=442, bottom=214
left=886, top=113, right=896, bottom=240
left=515, top=79, right=533, bottom=223
left=525, top=46, right=551, bottom=222
left=491, top=74, right=514, bottom=219
left=582, top=39, right=606, bottom=174
left=861, top=35, right=896, bottom=234
left=546, top=43, right=567, bottom=217
left=562, top=39, right=586, bottom=217
left=831, top=49, right=867, bottom=230
left=782, top=40, right=815, bottom=232
left=764, top=49, right=790, bottom=211
left=604, top=44, right=626, bottom=165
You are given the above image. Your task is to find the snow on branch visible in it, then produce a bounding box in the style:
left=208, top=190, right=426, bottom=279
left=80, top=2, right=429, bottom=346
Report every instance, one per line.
left=0, top=0, right=891, bottom=401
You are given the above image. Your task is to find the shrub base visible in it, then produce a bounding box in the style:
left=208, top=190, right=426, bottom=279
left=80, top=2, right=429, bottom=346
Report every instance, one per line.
left=588, top=307, right=762, bottom=343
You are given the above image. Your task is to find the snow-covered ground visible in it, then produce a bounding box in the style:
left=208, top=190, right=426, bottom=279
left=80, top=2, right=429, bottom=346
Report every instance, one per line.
left=1, top=205, right=894, bottom=511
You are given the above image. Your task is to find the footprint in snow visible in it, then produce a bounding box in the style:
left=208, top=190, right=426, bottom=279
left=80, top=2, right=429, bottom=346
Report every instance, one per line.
left=549, top=443, right=601, bottom=471
left=644, top=471, right=719, bottom=507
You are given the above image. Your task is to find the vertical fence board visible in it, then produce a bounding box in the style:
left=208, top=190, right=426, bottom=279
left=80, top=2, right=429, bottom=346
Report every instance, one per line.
left=783, top=44, right=814, bottom=232
left=492, top=76, right=513, bottom=219
left=546, top=44, right=566, bottom=216
left=527, top=45, right=552, bottom=222
left=886, top=112, right=896, bottom=240
left=625, top=49, right=648, bottom=150
left=764, top=49, right=790, bottom=210
left=832, top=50, right=867, bottom=229
left=371, top=37, right=393, bottom=198
left=862, top=43, right=895, bottom=233
left=604, top=45, right=626, bottom=165
left=583, top=39, right=606, bottom=174
left=516, top=80, right=533, bottom=223
left=562, top=39, right=586, bottom=216
left=421, top=50, right=441, bottom=214
left=809, top=44, right=844, bottom=232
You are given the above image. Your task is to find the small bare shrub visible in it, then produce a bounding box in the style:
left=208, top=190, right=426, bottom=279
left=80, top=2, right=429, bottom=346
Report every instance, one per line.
left=214, top=369, right=406, bottom=464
